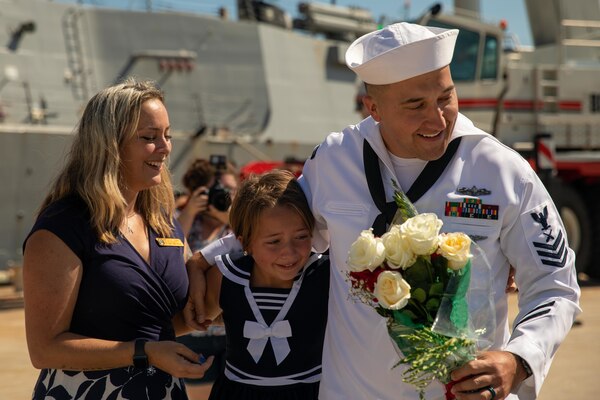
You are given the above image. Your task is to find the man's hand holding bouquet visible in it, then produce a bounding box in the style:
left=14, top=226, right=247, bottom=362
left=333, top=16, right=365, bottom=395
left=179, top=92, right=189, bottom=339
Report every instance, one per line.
left=347, top=188, right=495, bottom=400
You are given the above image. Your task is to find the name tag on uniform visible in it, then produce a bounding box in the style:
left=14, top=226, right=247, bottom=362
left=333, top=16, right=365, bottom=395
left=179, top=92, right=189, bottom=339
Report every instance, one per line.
left=156, top=238, right=184, bottom=247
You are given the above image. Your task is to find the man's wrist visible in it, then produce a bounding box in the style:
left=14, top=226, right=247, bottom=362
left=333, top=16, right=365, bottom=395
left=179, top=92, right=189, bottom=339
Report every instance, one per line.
left=514, top=353, right=533, bottom=379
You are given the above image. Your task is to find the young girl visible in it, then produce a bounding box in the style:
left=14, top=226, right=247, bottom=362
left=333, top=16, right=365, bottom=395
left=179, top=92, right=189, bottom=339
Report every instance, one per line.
left=200, top=169, right=329, bottom=399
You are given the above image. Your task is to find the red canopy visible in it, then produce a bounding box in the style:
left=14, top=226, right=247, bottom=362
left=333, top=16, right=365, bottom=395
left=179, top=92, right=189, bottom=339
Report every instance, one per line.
left=239, top=160, right=304, bottom=180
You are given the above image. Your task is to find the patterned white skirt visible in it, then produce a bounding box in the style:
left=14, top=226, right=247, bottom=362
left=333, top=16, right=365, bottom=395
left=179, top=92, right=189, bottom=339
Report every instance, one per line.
left=32, top=366, right=188, bottom=400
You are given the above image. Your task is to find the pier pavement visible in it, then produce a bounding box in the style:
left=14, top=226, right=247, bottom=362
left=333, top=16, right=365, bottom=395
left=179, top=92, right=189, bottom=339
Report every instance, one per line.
left=1, top=280, right=597, bottom=399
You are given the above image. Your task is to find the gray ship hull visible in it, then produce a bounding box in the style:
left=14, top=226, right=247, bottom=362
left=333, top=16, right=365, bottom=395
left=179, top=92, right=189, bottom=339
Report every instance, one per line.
left=0, top=0, right=359, bottom=269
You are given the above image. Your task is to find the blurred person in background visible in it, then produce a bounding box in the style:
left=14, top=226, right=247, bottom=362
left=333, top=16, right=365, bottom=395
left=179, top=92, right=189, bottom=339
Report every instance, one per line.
left=177, top=157, right=238, bottom=254
left=176, top=156, right=238, bottom=386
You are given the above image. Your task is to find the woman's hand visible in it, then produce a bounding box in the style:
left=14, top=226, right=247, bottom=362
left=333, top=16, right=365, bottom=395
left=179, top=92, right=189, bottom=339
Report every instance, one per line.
left=145, top=340, right=214, bottom=379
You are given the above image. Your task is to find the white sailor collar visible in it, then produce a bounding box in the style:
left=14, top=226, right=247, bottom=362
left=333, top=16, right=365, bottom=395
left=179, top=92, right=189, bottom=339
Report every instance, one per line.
left=356, top=112, right=488, bottom=159
left=451, top=112, right=489, bottom=139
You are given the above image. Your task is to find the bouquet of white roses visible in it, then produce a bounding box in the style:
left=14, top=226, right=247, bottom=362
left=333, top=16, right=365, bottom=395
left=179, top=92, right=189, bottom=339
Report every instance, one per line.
left=347, top=189, right=495, bottom=400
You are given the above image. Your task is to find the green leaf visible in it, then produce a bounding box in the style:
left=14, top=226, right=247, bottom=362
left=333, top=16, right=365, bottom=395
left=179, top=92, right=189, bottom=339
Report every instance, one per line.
left=404, top=298, right=433, bottom=325
left=404, top=258, right=431, bottom=287
left=426, top=298, right=440, bottom=314
left=392, top=310, right=421, bottom=328
left=429, top=282, right=444, bottom=296
left=412, top=288, right=427, bottom=303
left=390, top=180, right=419, bottom=224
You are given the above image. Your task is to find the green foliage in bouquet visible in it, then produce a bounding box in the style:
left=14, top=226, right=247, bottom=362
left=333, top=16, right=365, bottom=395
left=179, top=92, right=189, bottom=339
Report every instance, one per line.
left=392, top=326, right=476, bottom=399
left=391, top=180, right=419, bottom=225
left=390, top=262, right=476, bottom=398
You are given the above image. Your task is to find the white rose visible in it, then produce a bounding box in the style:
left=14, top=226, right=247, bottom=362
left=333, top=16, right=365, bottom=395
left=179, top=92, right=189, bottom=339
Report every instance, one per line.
left=400, top=213, right=443, bottom=255
left=437, top=232, right=472, bottom=270
left=374, top=271, right=411, bottom=310
left=381, top=225, right=416, bottom=269
left=347, top=229, right=386, bottom=272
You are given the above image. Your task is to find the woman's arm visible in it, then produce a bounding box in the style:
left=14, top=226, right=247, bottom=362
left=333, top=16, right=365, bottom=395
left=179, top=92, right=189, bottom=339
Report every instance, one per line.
left=173, top=313, right=194, bottom=336
left=24, top=230, right=213, bottom=377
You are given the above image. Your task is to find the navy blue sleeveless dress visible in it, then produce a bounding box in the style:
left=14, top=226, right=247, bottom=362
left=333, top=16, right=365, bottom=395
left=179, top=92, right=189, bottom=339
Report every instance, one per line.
left=24, top=196, right=190, bottom=400
left=208, top=252, right=329, bottom=400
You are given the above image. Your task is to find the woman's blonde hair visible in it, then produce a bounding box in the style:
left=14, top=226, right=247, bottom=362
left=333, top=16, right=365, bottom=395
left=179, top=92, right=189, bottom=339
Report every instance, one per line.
left=40, top=78, right=175, bottom=243
left=229, top=169, right=314, bottom=249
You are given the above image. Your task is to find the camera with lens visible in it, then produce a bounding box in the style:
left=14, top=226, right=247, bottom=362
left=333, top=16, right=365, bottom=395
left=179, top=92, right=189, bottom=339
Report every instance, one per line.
left=207, top=154, right=232, bottom=212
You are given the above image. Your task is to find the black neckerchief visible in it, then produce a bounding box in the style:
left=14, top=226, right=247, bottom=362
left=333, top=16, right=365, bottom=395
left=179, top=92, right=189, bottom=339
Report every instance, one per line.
left=363, top=137, right=462, bottom=236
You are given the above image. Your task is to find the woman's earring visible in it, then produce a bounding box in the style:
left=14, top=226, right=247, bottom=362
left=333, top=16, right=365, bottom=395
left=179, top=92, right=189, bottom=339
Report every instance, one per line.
left=243, top=250, right=248, bottom=256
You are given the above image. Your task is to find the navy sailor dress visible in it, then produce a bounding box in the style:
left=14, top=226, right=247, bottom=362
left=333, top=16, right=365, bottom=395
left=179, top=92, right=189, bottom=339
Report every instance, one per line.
left=208, top=252, right=329, bottom=400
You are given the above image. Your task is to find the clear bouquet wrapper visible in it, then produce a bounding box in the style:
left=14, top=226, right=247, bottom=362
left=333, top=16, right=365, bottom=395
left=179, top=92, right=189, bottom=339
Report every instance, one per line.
left=346, top=188, right=496, bottom=400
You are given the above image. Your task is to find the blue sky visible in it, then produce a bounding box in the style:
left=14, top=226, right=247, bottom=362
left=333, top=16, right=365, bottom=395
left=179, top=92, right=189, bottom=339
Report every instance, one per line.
left=57, top=0, right=533, bottom=46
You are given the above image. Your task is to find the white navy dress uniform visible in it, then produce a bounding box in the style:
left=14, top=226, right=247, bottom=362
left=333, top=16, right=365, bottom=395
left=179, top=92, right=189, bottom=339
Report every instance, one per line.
left=301, top=113, right=580, bottom=400
left=201, top=22, right=581, bottom=400
left=300, top=21, right=581, bottom=400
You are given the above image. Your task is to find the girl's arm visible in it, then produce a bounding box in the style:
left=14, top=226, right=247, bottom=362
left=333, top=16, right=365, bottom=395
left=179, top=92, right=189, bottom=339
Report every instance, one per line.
left=24, top=230, right=212, bottom=377
left=184, top=251, right=222, bottom=330
left=174, top=239, right=198, bottom=336
left=204, top=264, right=223, bottom=321
left=183, top=234, right=240, bottom=329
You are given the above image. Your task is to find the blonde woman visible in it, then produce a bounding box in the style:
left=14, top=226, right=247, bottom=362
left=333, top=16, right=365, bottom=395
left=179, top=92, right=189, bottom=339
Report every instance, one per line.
left=23, top=78, right=213, bottom=399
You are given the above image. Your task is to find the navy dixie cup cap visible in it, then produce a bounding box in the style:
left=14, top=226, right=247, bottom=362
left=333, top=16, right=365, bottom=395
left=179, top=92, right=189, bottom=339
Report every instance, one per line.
left=345, top=22, right=459, bottom=85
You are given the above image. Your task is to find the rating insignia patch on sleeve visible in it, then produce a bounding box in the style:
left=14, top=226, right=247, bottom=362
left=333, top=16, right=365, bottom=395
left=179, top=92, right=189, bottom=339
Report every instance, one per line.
left=525, top=203, right=568, bottom=268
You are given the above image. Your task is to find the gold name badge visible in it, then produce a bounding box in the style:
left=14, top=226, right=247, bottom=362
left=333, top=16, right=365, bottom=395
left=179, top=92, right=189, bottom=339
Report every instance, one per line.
left=156, top=238, right=184, bottom=247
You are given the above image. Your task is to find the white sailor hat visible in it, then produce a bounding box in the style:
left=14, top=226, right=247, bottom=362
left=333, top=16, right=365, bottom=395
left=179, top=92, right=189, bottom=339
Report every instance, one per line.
left=345, top=22, right=459, bottom=85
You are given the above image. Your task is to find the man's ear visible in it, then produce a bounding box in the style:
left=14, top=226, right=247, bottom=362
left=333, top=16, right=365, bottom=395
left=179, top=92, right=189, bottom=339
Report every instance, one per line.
left=362, top=95, right=381, bottom=122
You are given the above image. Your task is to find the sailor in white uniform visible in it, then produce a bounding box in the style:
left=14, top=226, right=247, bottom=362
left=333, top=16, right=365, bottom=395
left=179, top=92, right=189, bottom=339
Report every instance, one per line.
left=193, top=22, right=581, bottom=400
left=303, top=22, right=581, bottom=400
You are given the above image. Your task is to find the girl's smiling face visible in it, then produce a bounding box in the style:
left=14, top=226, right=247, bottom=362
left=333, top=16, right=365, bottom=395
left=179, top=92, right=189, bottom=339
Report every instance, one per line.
left=246, top=204, right=313, bottom=288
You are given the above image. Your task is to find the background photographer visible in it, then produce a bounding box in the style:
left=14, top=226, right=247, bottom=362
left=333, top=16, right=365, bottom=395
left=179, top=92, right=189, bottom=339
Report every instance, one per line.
left=176, top=156, right=238, bottom=386
left=177, top=157, right=238, bottom=254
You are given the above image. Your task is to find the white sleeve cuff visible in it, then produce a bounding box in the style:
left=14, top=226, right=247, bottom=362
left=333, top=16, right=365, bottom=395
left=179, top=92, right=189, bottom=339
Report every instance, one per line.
left=199, top=233, right=242, bottom=264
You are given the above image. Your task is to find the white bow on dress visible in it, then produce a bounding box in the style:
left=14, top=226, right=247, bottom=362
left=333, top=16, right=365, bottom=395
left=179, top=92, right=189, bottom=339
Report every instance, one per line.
left=243, top=320, right=292, bottom=365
